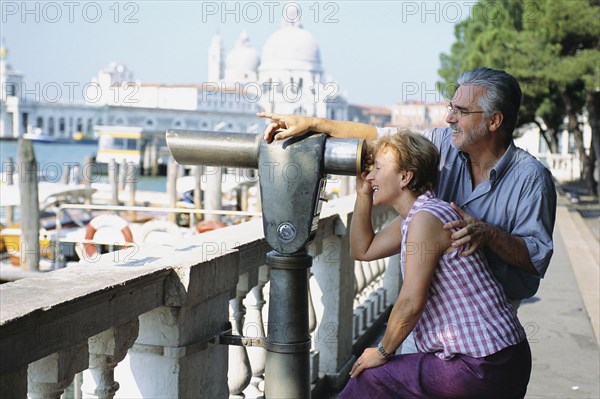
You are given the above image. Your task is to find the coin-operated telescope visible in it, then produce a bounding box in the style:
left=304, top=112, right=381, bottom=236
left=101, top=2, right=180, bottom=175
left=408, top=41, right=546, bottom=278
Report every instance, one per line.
left=166, top=129, right=367, bottom=398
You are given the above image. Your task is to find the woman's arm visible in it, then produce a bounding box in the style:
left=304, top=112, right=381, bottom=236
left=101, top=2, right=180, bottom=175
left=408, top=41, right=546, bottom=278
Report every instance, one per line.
left=349, top=173, right=403, bottom=261
left=350, top=211, right=451, bottom=378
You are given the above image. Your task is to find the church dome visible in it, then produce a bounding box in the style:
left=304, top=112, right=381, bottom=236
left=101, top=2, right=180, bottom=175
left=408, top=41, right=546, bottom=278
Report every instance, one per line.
left=225, top=31, right=260, bottom=73
left=259, top=22, right=322, bottom=72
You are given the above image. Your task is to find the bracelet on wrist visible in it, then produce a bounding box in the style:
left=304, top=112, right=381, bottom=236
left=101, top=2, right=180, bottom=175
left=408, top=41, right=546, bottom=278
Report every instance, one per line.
left=378, top=341, right=393, bottom=360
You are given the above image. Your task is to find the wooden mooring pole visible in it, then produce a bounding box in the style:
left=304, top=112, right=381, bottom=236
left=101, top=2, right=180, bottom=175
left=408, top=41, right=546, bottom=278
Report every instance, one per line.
left=193, top=165, right=202, bottom=223
left=166, top=158, right=178, bottom=224
left=5, top=156, right=16, bottom=225
left=83, top=155, right=93, bottom=205
left=108, top=158, right=119, bottom=206
left=17, top=139, right=40, bottom=271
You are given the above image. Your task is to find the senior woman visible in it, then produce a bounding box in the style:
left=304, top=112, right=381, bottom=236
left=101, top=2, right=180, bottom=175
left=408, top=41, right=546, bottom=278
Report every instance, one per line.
left=341, top=131, right=531, bottom=398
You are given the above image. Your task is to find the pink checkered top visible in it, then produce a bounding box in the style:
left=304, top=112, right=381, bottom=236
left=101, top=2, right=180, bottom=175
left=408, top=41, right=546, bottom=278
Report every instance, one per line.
left=400, top=192, right=527, bottom=359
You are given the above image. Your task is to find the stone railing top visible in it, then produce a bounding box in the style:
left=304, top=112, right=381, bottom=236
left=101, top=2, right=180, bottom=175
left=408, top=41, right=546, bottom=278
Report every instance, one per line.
left=0, top=194, right=396, bottom=375
left=1, top=195, right=392, bottom=324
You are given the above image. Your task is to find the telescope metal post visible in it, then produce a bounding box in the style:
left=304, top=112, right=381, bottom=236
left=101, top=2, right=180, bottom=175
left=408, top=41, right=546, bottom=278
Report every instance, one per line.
left=166, top=129, right=366, bottom=398
left=264, top=251, right=312, bottom=398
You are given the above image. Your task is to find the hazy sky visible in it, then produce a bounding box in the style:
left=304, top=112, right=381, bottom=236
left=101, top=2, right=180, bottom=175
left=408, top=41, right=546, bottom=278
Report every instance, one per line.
left=1, top=1, right=475, bottom=106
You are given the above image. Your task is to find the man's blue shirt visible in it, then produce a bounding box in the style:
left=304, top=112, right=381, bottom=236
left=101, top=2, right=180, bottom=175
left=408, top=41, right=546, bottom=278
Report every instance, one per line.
left=378, top=126, right=557, bottom=300
left=425, top=127, right=556, bottom=300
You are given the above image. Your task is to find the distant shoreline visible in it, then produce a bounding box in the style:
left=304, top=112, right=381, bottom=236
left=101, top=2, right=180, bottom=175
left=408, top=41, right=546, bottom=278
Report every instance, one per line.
left=0, top=137, right=98, bottom=144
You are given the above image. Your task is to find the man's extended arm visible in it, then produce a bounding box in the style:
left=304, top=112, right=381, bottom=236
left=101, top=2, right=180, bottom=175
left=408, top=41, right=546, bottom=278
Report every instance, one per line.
left=258, top=112, right=377, bottom=142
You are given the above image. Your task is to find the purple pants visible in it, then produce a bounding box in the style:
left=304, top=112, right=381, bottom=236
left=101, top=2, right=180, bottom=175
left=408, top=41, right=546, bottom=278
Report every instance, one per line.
left=339, top=340, right=531, bottom=399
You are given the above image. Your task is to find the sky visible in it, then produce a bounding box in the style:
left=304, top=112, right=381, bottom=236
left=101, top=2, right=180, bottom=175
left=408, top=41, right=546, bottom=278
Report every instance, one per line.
left=1, top=0, right=476, bottom=106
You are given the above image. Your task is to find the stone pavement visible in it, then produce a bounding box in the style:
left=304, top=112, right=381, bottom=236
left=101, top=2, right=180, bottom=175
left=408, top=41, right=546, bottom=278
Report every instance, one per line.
left=321, top=191, right=600, bottom=399
left=518, top=196, right=599, bottom=398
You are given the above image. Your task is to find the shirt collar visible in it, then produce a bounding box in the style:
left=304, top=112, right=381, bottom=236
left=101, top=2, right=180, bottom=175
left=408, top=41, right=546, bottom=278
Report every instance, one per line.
left=490, top=141, right=516, bottom=182
left=458, top=141, right=516, bottom=184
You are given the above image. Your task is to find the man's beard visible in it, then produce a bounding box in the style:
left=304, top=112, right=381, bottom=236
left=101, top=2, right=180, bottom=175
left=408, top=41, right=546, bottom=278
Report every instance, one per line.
left=450, top=119, right=488, bottom=151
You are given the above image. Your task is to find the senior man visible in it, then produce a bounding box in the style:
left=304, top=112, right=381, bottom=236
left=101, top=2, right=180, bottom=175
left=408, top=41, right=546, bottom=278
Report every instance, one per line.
left=258, top=67, right=557, bottom=317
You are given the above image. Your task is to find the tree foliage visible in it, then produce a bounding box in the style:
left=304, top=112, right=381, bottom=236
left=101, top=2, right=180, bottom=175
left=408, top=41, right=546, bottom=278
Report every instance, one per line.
left=438, top=0, right=600, bottom=194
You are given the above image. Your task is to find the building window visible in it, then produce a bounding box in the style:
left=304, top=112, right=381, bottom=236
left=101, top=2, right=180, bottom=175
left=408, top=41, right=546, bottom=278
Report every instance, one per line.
left=5, top=83, right=16, bottom=96
left=36, top=117, right=44, bottom=128
left=87, top=118, right=94, bottom=135
left=48, top=117, right=55, bottom=136
left=22, top=112, right=29, bottom=132
left=76, top=118, right=83, bottom=132
left=127, top=138, right=138, bottom=150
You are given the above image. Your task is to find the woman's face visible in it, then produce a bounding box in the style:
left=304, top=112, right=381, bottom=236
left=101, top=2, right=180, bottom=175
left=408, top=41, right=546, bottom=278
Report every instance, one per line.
left=365, top=148, right=405, bottom=206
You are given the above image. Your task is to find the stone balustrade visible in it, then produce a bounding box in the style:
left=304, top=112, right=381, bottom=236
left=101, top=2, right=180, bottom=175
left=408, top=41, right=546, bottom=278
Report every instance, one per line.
left=0, top=195, right=399, bottom=398
left=536, top=152, right=579, bottom=182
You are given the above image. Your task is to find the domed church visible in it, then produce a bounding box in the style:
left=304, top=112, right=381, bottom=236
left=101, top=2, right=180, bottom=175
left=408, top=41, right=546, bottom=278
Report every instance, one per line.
left=210, top=16, right=348, bottom=119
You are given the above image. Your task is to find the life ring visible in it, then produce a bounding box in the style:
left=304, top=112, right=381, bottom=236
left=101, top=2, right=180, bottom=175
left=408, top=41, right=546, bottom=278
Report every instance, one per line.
left=195, top=220, right=227, bottom=233
left=139, top=220, right=182, bottom=244
left=82, top=215, right=134, bottom=258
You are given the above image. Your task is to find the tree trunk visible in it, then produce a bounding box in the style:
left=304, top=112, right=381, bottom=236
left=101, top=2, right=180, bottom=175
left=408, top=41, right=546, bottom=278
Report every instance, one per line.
left=562, top=88, right=595, bottom=195
left=536, top=119, right=560, bottom=153
left=568, top=111, right=595, bottom=195
left=585, top=91, right=600, bottom=196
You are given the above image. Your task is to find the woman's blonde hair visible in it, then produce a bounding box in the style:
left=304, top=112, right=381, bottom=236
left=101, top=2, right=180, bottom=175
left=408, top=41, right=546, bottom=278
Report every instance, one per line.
left=370, top=130, right=440, bottom=195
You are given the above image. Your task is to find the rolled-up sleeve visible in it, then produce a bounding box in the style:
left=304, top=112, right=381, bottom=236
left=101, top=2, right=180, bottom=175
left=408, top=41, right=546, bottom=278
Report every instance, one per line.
left=514, top=171, right=557, bottom=278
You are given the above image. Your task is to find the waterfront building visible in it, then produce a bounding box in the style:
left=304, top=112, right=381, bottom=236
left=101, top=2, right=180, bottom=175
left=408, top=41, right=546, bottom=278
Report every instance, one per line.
left=0, top=16, right=348, bottom=142
left=348, top=104, right=392, bottom=127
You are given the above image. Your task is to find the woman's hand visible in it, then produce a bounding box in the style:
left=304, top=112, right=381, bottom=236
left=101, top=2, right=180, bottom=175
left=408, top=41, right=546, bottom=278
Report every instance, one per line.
left=356, top=172, right=373, bottom=196
left=349, top=347, right=388, bottom=378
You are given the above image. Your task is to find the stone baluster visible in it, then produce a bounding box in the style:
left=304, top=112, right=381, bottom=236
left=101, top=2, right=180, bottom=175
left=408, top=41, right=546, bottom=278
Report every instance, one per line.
left=261, top=280, right=270, bottom=337
left=362, top=294, right=376, bottom=330
left=359, top=262, right=369, bottom=302
left=367, top=260, right=384, bottom=319
left=382, top=254, right=402, bottom=308
left=361, top=260, right=377, bottom=330
left=310, top=232, right=355, bottom=384
left=228, top=273, right=252, bottom=398
left=375, top=259, right=388, bottom=314
left=307, top=271, right=319, bottom=385
left=243, top=266, right=269, bottom=398
left=353, top=260, right=367, bottom=341
left=354, top=261, right=366, bottom=304
left=369, top=260, right=380, bottom=287
left=361, top=260, right=375, bottom=296
left=28, top=342, right=88, bottom=399
left=363, top=260, right=380, bottom=328
left=81, top=319, right=139, bottom=399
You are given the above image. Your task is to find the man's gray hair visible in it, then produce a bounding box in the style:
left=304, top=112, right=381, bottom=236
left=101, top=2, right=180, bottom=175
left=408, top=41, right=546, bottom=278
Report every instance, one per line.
left=458, top=67, right=522, bottom=141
